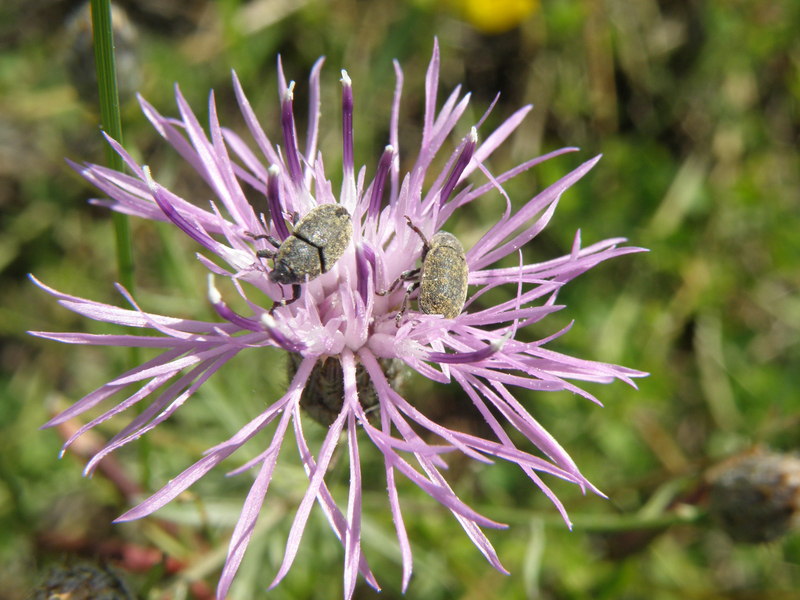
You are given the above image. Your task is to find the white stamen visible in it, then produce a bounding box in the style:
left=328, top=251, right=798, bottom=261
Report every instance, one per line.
left=142, top=165, right=156, bottom=192
left=207, top=273, right=222, bottom=305
left=284, top=81, right=295, bottom=101
left=490, top=331, right=514, bottom=353
left=260, top=312, right=277, bottom=330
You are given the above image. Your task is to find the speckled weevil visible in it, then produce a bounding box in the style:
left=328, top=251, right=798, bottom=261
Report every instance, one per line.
left=379, top=216, right=469, bottom=325
left=250, top=203, right=353, bottom=307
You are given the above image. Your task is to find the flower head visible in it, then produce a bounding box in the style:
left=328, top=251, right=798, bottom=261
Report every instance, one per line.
left=32, top=40, right=647, bottom=598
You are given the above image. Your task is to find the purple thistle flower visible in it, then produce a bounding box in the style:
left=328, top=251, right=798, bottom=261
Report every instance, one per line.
left=31, top=39, right=647, bottom=599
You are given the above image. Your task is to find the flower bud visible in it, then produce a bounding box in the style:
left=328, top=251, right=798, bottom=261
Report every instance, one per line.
left=707, top=450, right=800, bottom=543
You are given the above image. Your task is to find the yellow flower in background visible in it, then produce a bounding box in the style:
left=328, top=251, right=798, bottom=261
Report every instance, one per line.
left=451, top=0, right=539, bottom=34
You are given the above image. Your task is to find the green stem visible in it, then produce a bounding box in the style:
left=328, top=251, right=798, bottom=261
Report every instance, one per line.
left=90, top=0, right=135, bottom=296
left=91, top=0, right=148, bottom=483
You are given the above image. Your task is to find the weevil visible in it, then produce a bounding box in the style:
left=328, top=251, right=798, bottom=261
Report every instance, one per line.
left=250, top=204, right=353, bottom=307
left=287, top=353, right=405, bottom=427
left=379, top=217, right=469, bottom=325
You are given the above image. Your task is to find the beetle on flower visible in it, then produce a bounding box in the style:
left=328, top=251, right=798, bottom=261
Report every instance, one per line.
left=31, top=40, right=647, bottom=599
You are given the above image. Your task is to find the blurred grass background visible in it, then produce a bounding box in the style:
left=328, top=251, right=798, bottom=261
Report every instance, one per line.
left=1, top=0, right=799, bottom=598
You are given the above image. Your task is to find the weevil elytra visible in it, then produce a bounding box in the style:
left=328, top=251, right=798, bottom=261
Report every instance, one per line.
left=379, top=217, right=469, bottom=325
left=251, top=204, right=353, bottom=307
left=287, top=353, right=405, bottom=427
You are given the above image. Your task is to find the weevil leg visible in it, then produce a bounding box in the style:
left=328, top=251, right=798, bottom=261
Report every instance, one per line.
left=395, top=281, right=419, bottom=327
left=286, top=283, right=302, bottom=306
left=270, top=283, right=303, bottom=313
left=246, top=232, right=281, bottom=247
left=404, top=216, right=431, bottom=258
left=363, top=403, right=380, bottom=420
left=377, top=268, right=420, bottom=296
left=247, top=231, right=281, bottom=264
left=247, top=231, right=281, bottom=263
